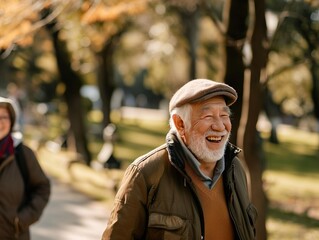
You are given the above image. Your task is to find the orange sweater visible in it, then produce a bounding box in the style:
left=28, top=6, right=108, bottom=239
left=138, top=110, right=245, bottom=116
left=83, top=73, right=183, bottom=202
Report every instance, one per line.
left=185, top=163, right=235, bottom=240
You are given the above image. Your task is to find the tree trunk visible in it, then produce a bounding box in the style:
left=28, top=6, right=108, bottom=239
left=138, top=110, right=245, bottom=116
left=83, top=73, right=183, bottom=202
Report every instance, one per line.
left=309, top=60, right=319, bottom=150
left=97, top=31, right=124, bottom=128
left=97, top=43, right=114, bottom=128
left=294, top=3, right=319, bottom=147
left=310, top=63, right=319, bottom=123
left=243, top=0, right=268, bottom=239
left=224, top=0, right=268, bottom=239
left=223, top=0, right=248, bottom=145
left=179, top=7, right=200, bottom=80
left=43, top=10, right=92, bottom=165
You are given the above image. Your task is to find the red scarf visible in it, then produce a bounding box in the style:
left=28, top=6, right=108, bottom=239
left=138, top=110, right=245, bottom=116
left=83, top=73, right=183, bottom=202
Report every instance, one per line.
left=0, top=134, right=14, bottom=161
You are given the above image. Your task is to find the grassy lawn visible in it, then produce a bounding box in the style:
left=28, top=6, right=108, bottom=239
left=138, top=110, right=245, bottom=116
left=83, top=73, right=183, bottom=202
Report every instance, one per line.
left=112, top=119, right=169, bottom=168
left=263, top=125, right=319, bottom=240
left=28, top=114, right=319, bottom=239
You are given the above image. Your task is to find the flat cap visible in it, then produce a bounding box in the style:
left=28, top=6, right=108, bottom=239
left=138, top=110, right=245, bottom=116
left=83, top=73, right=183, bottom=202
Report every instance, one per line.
left=169, top=79, right=237, bottom=111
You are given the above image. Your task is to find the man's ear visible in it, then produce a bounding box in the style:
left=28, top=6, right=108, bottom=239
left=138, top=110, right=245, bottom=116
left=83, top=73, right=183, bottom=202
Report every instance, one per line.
left=172, top=114, right=185, bottom=136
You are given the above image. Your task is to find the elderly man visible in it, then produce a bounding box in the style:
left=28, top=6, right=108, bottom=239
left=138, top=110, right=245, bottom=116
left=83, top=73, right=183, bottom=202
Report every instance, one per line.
left=101, top=79, right=257, bottom=240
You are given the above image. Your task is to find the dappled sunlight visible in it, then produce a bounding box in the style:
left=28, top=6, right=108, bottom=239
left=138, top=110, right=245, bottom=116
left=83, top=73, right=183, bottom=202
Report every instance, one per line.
left=264, top=144, right=319, bottom=176
left=118, top=120, right=169, bottom=137
left=114, top=129, right=164, bottom=164
left=264, top=171, right=319, bottom=196
left=277, top=124, right=319, bottom=148
left=282, top=142, right=318, bottom=156
left=267, top=217, right=319, bottom=240
left=263, top=130, right=319, bottom=176
left=264, top=171, right=319, bottom=215
left=265, top=170, right=319, bottom=239
left=115, top=121, right=167, bottom=155
left=264, top=125, right=319, bottom=239
left=115, top=145, right=148, bottom=163
left=121, top=131, right=164, bottom=147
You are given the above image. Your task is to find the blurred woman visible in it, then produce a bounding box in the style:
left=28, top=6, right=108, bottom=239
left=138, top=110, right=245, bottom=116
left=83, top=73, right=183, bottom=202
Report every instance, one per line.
left=0, top=97, right=50, bottom=239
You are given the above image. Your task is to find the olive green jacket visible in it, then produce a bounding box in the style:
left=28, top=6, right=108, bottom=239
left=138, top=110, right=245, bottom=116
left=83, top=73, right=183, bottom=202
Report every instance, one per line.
left=102, top=136, right=257, bottom=240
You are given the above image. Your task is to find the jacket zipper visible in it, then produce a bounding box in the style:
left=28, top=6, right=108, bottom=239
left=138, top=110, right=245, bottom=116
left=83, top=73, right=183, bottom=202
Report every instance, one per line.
left=190, top=181, right=205, bottom=240
left=228, top=165, right=244, bottom=240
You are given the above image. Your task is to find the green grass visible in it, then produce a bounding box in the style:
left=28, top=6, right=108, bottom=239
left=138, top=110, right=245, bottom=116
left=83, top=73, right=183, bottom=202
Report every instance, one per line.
left=263, top=125, right=319, bottom=240
left=112, top=119, right=169, bottom=167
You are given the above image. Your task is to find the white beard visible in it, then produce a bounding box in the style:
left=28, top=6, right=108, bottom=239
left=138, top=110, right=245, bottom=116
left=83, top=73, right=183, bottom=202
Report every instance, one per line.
left=188, top=131, right=229, bottom=163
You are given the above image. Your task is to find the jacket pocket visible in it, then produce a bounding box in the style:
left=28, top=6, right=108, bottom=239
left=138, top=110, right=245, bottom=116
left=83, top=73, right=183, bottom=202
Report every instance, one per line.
left=147, top=213, right=186, bottom=240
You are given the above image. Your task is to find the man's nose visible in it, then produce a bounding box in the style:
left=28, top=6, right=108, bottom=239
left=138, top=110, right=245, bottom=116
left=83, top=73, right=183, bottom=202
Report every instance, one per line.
left=210, top=118, right=225, bottom=131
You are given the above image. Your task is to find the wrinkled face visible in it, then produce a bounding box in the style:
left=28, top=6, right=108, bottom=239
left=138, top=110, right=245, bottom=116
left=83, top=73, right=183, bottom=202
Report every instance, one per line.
left=0, top=107, right=11, bottom=140
left=175, top=96, right=231, bottom=163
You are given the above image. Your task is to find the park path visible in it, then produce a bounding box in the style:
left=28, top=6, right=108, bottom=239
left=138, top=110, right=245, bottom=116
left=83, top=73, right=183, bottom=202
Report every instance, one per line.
left=31, top=177, right=110, bottom=240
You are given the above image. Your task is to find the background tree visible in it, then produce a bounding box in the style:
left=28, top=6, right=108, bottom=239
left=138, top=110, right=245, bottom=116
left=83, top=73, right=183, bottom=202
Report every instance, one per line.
left=79, top=0, right=148, bottom=127
left=267, top=0, right=319, bottom=138
left=170, top=1, right=201, bottom=80
left=42, top=7, right=92, bottom=165
left=240, top=1, right=268, bottom=239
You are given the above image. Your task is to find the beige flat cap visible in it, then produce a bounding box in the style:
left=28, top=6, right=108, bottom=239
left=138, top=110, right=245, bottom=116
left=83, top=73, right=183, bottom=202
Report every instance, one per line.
left=169, top=79, right=237, bottom=111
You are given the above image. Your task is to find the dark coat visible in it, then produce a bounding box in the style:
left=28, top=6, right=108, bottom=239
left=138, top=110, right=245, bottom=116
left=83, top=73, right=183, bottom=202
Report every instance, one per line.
left=102, top=140, right=257, bottom=240
left=0, top=144, right=51, bottom=240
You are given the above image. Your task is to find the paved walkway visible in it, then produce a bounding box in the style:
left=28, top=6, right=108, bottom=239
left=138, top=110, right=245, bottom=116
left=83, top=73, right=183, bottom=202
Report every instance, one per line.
left=31, top=177, right=110, bottom=240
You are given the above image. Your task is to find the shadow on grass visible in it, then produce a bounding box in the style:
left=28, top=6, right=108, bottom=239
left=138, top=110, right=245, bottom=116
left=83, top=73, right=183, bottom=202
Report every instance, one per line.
left=265, top=141, right=319, bottom=176
left=268, top=207, right=319, bottom=228
left=118, top=122, right=168, bottom=137
left=116, top=123, right=167, bottom=151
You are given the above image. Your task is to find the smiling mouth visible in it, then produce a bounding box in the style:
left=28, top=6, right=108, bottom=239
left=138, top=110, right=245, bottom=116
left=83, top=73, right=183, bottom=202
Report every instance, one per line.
left=206, top=136, right=223, bottom=143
